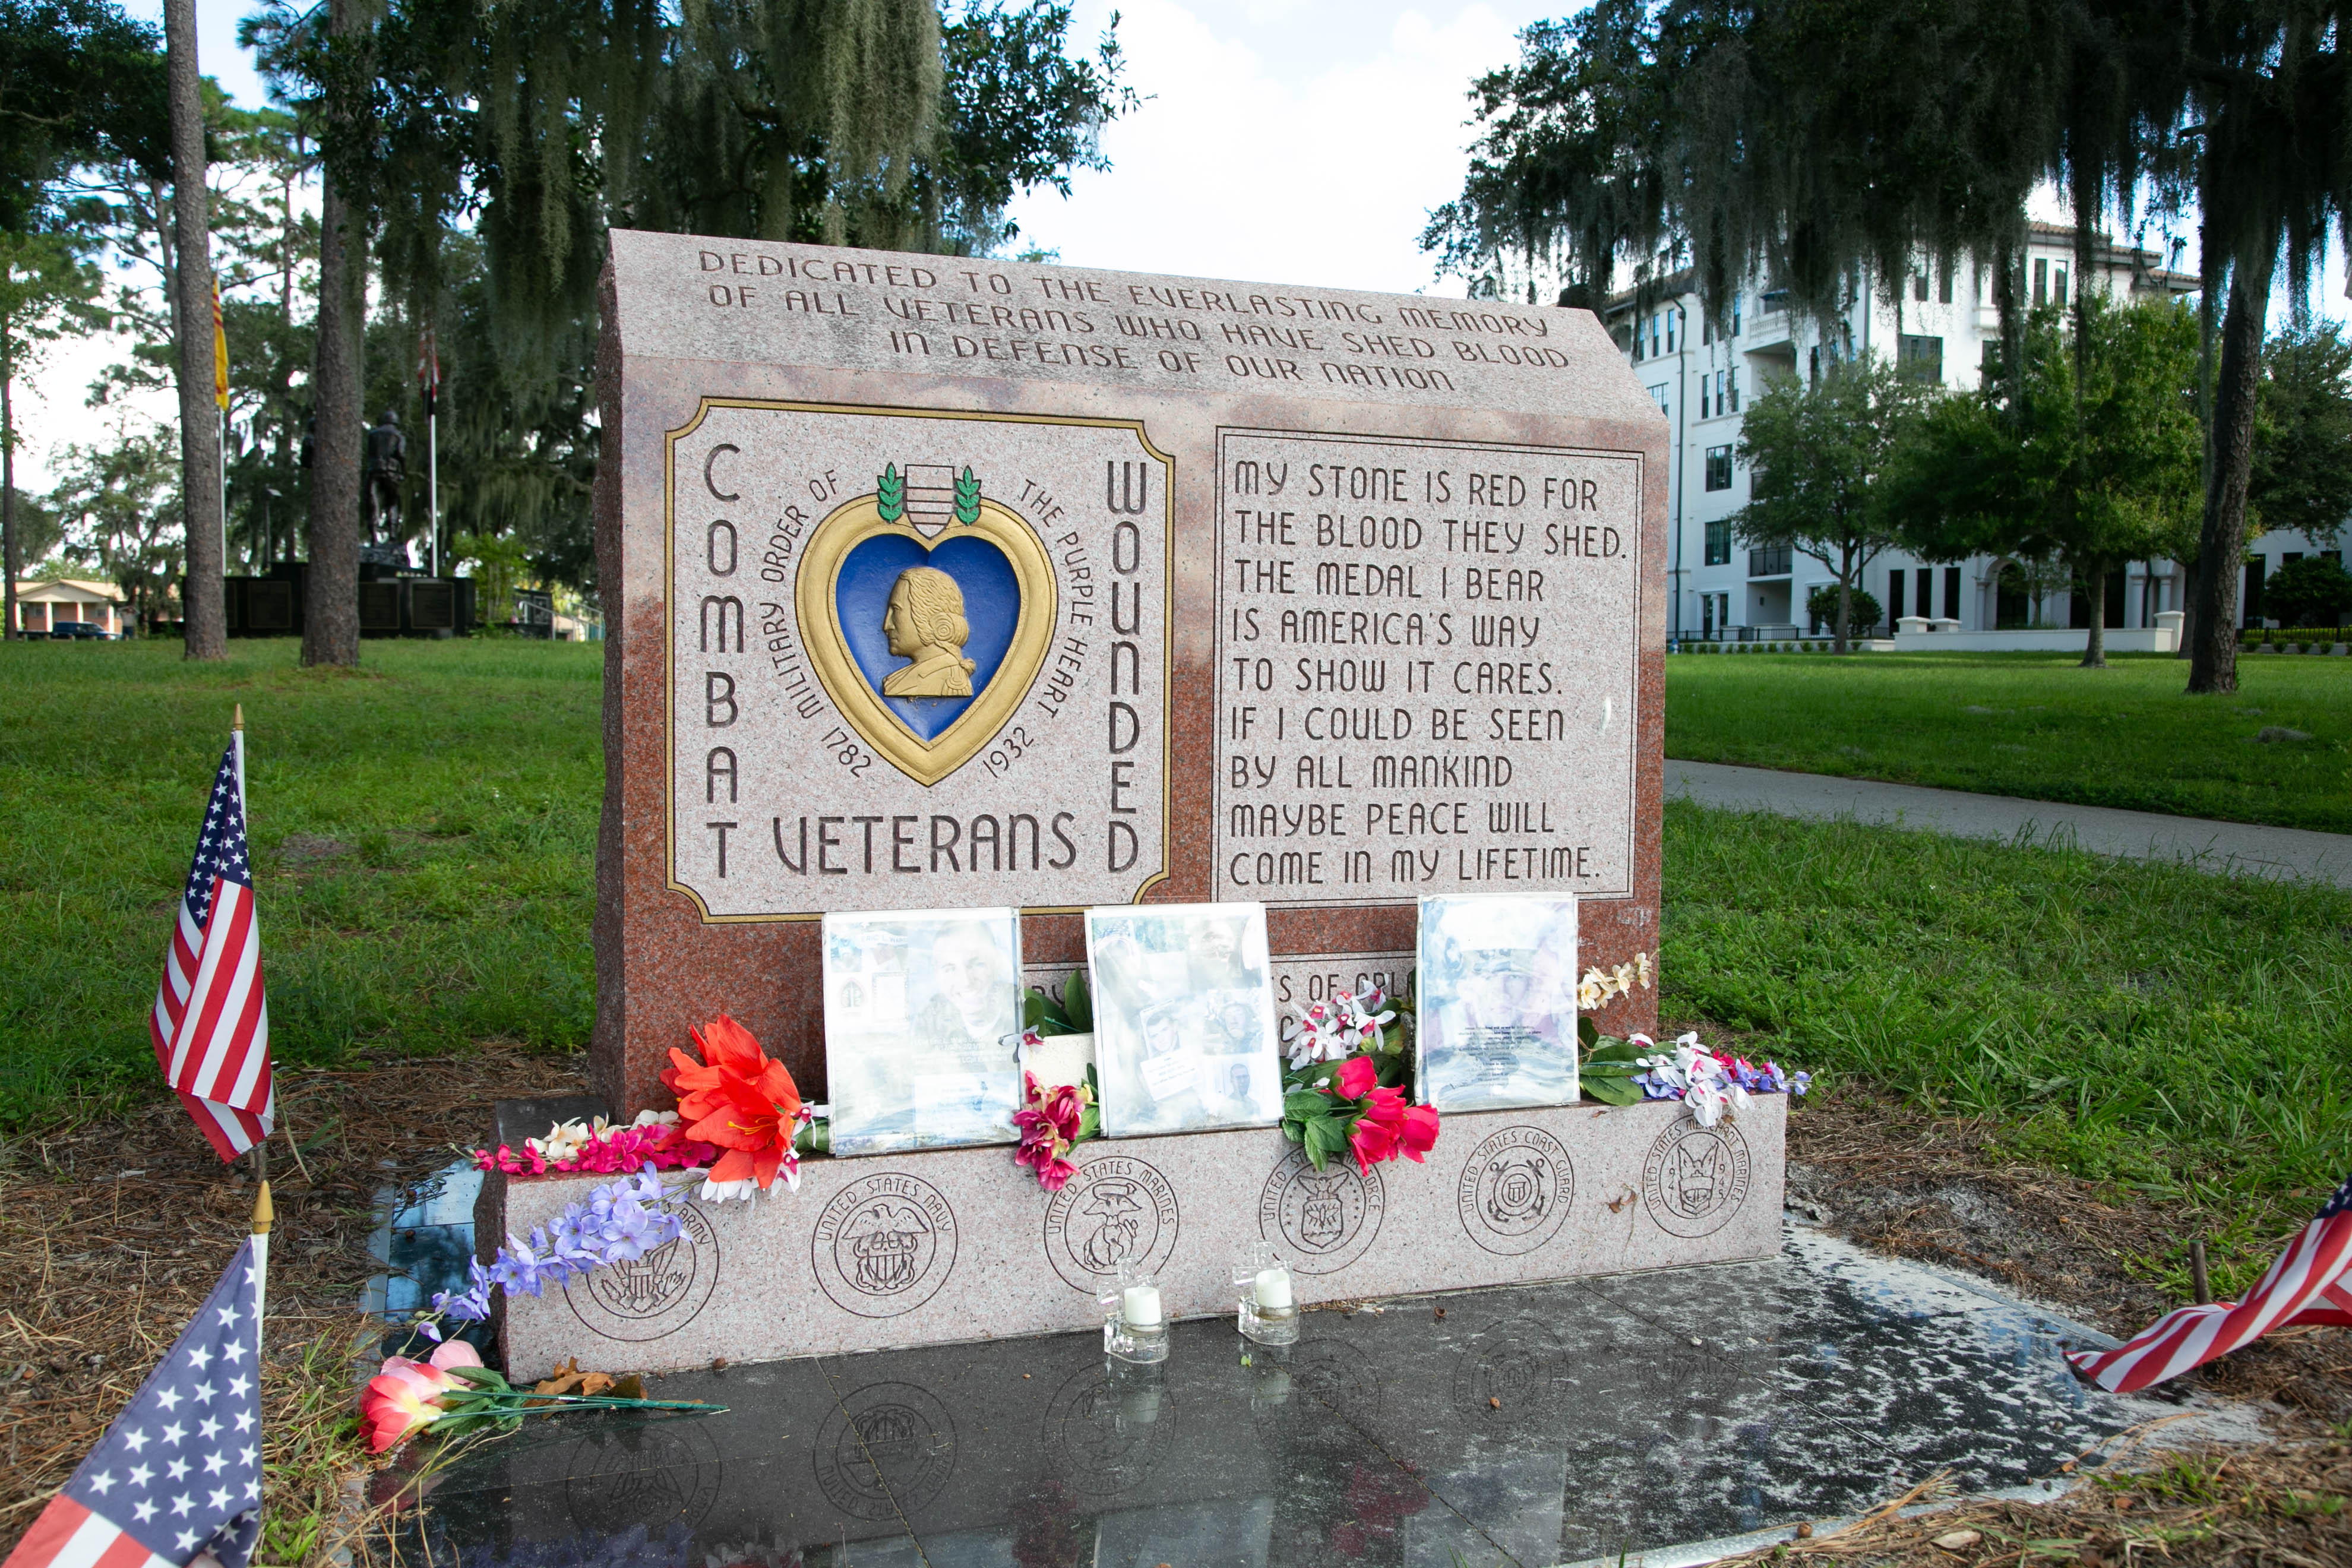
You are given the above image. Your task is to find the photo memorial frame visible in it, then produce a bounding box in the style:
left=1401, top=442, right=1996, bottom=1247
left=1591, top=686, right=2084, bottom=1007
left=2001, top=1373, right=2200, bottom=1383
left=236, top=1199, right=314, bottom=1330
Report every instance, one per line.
left=822, top=907, right=1026, bottom=1156
left=1085, top=903, right=1283, bottom=1137
left=1415, top=893, right=1581, bottom=1112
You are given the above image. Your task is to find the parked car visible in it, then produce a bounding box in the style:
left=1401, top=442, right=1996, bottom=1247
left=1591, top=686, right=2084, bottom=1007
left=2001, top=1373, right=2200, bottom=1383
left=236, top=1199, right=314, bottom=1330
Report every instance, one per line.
left=48, top=621, right=110, bottom=640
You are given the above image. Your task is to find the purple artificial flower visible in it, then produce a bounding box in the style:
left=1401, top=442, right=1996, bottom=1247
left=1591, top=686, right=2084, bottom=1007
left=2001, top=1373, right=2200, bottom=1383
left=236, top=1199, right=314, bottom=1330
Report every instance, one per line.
left=489, top=1228, right=567, bottom=1297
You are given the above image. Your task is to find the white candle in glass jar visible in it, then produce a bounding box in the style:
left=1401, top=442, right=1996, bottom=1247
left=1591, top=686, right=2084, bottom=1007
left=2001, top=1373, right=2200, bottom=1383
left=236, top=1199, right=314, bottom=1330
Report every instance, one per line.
left=1253, top=1266, right=1294, bottom=1311
left=1121, top=1283, right=1164, bottom=1327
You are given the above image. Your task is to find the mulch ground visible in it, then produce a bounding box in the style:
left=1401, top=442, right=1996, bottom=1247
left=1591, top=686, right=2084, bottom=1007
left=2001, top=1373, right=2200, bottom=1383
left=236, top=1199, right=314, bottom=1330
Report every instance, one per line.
left=0, top=1048, right=586, bottom=1564
left=3, top=1055, right=2347, bottom=1568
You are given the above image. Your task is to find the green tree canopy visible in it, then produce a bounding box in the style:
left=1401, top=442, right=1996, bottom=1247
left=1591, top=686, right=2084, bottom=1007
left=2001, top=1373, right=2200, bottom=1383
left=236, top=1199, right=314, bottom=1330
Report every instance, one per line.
left=2250, top=321, right=2352, bottom=551
left=0, top=0, right=167, bottom=231
left=1733, top=358, right=1934, bottom=651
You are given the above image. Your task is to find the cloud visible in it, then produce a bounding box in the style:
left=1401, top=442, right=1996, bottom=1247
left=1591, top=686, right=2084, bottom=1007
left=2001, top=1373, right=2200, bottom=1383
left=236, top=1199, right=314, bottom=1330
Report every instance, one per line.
left=1004, top=1, right=1520, bottom=296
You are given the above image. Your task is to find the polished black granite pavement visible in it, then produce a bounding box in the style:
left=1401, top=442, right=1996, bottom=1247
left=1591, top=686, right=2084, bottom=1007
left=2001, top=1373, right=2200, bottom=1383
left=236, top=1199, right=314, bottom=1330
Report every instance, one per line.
left=393, top=1226, right=2222, bottom=1568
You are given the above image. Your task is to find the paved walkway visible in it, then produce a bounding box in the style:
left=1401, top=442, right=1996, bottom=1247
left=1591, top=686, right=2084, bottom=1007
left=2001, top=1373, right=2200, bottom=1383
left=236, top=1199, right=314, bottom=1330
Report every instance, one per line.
left=1667, top=758, right=2352, bottom=889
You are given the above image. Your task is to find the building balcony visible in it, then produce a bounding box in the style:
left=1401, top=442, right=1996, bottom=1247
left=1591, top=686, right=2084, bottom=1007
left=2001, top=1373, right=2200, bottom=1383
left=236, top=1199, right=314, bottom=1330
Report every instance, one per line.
left=1748, top=545, right=1792, bottom=577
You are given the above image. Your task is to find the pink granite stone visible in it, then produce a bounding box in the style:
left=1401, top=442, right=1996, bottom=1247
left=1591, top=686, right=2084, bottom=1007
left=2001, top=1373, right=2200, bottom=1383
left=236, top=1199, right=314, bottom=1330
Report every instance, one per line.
left=500, top=1095, right=1781, bottom=1379
left=592, top=235, right=1668, bottom=1114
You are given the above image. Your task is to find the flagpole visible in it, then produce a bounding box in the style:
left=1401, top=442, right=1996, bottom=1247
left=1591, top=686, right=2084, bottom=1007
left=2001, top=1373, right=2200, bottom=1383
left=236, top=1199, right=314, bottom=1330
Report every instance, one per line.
left=232, top=704, right=268, bottom=1194
left=251, top=1180, right=271, bottom=1349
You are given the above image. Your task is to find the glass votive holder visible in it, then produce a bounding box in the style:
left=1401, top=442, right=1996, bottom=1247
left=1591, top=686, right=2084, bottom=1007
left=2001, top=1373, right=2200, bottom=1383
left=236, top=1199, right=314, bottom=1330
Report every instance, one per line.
left=1099, top=1270, right=1170, bottom=1364
left=1236, top=1256, right=1300, bottom=1345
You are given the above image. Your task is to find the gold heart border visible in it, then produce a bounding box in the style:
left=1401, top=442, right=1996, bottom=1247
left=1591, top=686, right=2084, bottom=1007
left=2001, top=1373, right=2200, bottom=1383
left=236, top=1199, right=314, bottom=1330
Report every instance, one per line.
left=795, top=494, right=1058, bottom=786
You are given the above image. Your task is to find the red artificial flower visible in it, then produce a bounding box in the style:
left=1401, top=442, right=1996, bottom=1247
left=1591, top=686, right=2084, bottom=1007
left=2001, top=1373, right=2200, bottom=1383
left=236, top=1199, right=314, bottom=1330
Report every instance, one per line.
left=1333, top=1054, right=1378, bottom=1099
left=1346, top=1085, right=1440, bottom=1176
left=660, top=1014, right=804, bottom=1190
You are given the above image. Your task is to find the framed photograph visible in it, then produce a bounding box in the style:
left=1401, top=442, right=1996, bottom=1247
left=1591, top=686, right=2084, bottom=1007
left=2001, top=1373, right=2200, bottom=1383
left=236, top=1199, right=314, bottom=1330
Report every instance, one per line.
left=1085, top=903, right=1283, bottom=1137
left=1415, top=893, right=1580, bottom=1112
left=823, top=908, right=1025, bottom=1156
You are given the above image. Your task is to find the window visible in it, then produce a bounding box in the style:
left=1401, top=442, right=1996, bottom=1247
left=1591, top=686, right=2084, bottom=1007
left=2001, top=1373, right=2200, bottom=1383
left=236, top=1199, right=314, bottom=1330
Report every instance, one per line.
left=1809, top=346, right=1820, bottom=385
left=1705, top=445, right=1734, bottom=491
left=1889, top=570, right=1906, bottom=622
left=1650, top=315, right=1661, bottom=357
left=1914, top=268, right=1929, bottom=302
left=1898, top=334, right=1943, bottom=382
left=1705, top=518, right=1731, bottom=565
left=1728, top=368, right=1740, bottom=411
left=1918, top=568, right=1935, bottom=622
left=1939, top=270, right=1954, bottom=305
left=1710, top=370, right=1724, bottom=416
left=2243, top=556, right=2267, bottom=628
left=2053, top=265, right=2068, bottom=306
left=1703, top=317, right=1714, bottom=346
left=1731, top=292, right=1742, bottom=335
left=1749, top=543, right=1791, bottom=577
left=1944, top=565, right=1962, bottom=619
left=2034, top=257, right=2048, bottom=306
left=1648, top=382, right=1669, bottom=414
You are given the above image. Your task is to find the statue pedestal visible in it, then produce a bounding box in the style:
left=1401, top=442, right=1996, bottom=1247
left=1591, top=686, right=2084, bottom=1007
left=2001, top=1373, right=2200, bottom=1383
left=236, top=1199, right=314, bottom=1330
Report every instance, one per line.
left=493, top=1098, right=1784, bottom=1379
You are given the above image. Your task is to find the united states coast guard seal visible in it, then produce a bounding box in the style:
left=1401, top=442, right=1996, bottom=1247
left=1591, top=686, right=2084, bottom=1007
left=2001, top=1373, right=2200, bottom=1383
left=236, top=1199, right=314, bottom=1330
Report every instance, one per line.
left=1456, top=1126, right=1575, bottom=1255
left=813, top=1172, right=959, bottom=1316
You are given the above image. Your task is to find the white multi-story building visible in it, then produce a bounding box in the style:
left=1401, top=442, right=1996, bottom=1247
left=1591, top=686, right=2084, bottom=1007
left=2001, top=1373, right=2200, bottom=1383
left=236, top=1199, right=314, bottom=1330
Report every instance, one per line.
left=1606, top=223, right=2341, bottom=641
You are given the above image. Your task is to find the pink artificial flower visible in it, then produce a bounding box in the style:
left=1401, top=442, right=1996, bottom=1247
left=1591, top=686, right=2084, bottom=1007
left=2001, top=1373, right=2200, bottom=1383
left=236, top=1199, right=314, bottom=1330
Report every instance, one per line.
left=426, top=1339, right=483, bottom=1371
left=1346, top=1086, right=1440, bottom=1175
left=361, top=1357, right=461, bottom=1453
left=1013, top=1070, right=1094, bottom=1191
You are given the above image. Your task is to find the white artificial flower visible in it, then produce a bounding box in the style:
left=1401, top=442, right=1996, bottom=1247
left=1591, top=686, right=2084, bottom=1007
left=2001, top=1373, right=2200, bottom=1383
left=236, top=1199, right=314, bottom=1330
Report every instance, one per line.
left=698, top=1177, right=758, bottom=1204
left=1635, top=951, right=1654, bottom=989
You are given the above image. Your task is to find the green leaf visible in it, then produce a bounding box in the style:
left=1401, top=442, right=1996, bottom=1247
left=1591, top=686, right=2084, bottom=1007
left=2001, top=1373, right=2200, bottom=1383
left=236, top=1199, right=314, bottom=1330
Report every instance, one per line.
left=1063, top=969, right=1093, bottom=1031
left=1281, top=1118, right=1305, bottom=1144
left=1284, top=1089, right=1334, bottom=1120
left=1303, top=1113, right=1349, bottom=1169
left=877, top=463, right=905, bottom=522
left=954, top=465, right=981, bottom=524
left=1586, top=1039, right=1646, bottom=1064
left=1578, top=1015, right=1599, bottom=1048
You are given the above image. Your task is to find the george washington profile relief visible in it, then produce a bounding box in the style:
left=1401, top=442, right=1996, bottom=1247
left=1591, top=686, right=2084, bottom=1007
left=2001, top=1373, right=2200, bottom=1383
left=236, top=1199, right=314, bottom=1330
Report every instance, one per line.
left=880, top=565, right=978, bottom=697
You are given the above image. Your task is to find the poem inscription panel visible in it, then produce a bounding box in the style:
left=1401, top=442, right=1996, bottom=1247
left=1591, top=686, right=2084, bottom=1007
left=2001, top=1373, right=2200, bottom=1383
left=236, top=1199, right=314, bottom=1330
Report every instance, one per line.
left=1213, top=429, right=1640, bottom=907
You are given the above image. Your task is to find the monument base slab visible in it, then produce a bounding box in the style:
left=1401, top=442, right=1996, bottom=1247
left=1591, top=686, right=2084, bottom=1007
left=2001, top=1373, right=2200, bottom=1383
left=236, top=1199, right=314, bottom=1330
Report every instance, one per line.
left=495, top=1098, right=1784, bottom=1380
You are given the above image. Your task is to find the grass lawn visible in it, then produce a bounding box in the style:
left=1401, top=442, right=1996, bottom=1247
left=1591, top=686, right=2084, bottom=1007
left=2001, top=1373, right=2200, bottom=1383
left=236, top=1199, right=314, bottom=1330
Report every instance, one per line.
left=1661, top=798, right=2352, bottom=1293
left=5, top=638, right=2347, bottom=1291
left=0, top=637, right=601, bottom=1126
left=1666, top=650, right=2352, bottom=833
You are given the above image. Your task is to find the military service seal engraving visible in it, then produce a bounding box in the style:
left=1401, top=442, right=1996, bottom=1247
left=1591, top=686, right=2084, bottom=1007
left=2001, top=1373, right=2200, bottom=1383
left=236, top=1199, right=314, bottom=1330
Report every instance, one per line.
left=1642, top=1115, right=1752, bottom=1237
left=1042, top=1153, right=1180, bottom=1294
left=813, top=1172, right=959, bottom=1316
left=564, top=1198, right=718, bottom=1341
left=1259, top=1147, right=1384, bottom=1273
left=1456, top=1125, right=1575, bottom=1256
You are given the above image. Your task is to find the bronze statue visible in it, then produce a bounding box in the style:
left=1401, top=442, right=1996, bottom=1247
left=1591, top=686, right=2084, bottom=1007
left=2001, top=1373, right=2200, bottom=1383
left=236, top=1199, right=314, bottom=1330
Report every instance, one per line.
left=363, top=411, right=406, bottom=542
left=880, top=566, right=977, bottom=697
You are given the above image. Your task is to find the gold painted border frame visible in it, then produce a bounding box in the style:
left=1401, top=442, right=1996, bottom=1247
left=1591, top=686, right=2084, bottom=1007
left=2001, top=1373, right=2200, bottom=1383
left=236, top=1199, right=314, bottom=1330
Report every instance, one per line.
left=794, top=495, right=1056, bottom=786
left=662, top=399, right=1175, bottom=923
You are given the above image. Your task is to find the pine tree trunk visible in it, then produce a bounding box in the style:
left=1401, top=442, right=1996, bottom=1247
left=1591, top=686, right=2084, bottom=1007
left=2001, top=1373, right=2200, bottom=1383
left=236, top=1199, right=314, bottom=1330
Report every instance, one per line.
left=301, top=0, right=363, bottom=669
left=164, top=0, right=225, bottom=660
left=2079, top=558, right=2107, bottom=668
left=3, top=359, right=17, bottom=640
left=2187, top=265, right=2269, bottom=694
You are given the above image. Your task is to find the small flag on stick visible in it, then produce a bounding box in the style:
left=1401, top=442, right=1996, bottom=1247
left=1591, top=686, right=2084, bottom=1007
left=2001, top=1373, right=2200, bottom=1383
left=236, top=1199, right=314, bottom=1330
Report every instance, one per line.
left=2, top=1189, right=270, bottom=1568
left=151, top=711, right=273, bottom=1161
left=2069, top=1172, right=2352, bottom=1392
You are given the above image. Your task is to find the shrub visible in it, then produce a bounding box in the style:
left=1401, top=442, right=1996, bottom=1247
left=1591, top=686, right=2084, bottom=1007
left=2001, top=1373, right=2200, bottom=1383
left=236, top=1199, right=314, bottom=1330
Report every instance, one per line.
left=1805, top=583, right=1883, bottom=636
left=2266, top=556, right=2352, bottom=630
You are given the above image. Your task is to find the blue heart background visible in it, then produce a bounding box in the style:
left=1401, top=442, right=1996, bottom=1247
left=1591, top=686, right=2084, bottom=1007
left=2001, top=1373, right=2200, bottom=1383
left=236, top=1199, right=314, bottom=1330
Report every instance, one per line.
left=837, top=533, right=1022, bottom=740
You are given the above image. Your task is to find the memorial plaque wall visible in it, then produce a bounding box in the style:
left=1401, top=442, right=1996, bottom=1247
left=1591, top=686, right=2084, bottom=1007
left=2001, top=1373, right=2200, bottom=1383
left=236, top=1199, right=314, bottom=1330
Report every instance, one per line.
left=595, top=232, right=1666, bottom=1115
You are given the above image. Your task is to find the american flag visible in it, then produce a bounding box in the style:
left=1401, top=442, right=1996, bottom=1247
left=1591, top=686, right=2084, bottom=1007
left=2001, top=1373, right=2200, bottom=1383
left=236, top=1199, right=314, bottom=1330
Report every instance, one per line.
left=2068, top=1172, right=2352, bottom=1393
left=150, top=735, right=273, bottom=1162
left=2, top=1235, right=265, bottom=1568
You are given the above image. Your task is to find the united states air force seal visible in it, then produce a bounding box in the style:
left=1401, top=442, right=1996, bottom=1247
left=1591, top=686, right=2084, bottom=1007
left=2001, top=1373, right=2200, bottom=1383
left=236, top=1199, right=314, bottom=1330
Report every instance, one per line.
left=564, top=1199, right=719, bottom=1341
left=1042, top=1153, right=1180, bottom=1294
left=1642, top=1115, right=1751, bottom=1237
left=1456, top=1125, right=1575, bottom=1256
left=813, top=1172, right=959, bottom=1316
left=1259, top=1147, right=1384, bottom=1274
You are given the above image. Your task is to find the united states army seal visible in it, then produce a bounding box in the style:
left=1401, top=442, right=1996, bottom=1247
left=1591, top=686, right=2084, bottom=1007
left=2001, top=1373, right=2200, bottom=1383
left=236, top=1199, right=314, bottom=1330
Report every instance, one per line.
left=1042, top=1153, right=1180, bottom=1294
left=564, top=1197, right=718, bottom=1341
left=1642, top=1115, right=1752, bottom=1237
left=813, top=1172, right=958, bottom=1316
left=1456, top=1125, right=1574, bottom=1256
left=1259, top=1147, right=1384, bottom=1273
